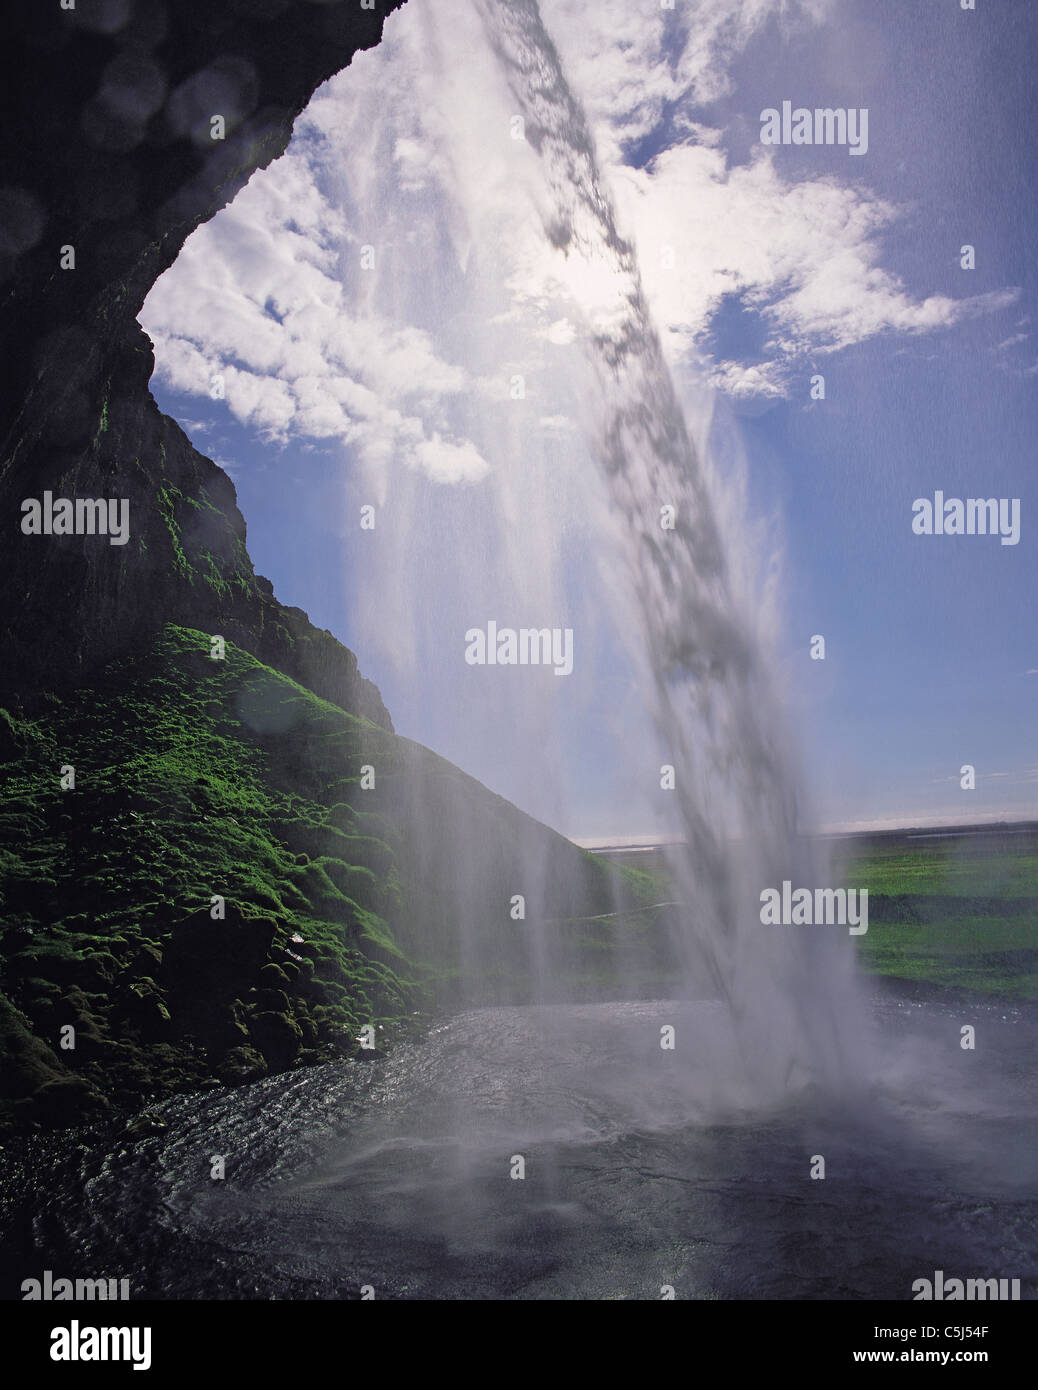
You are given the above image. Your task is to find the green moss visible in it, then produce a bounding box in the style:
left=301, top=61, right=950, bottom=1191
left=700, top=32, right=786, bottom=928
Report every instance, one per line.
left=156, top=484, right=192, bottom=579
left=0, top=624, right=419, bottom=1129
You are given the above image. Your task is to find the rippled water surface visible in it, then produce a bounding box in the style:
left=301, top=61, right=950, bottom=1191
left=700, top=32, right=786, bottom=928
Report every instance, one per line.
left=20, top=995, right=1038, bottom=1300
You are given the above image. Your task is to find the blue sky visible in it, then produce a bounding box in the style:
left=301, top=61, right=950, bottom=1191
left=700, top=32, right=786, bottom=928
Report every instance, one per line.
left=143, top=0, right=1036, bottom=840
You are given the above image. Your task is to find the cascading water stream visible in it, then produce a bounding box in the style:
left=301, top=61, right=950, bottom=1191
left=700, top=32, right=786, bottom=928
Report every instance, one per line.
left=138, top=0, right=876, bottom=1108
left=476, top=0, right=871, bottom=1101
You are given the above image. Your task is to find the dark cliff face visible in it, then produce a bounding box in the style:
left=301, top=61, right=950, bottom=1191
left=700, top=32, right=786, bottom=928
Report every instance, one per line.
left=1, top=0, right=402, bottom=723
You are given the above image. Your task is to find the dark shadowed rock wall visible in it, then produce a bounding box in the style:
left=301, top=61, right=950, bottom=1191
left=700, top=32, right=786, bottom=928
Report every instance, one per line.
left=1, top=0, right=403, bottom=717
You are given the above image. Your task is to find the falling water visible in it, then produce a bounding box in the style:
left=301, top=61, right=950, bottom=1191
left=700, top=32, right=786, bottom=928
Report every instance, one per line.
left=139, top=0, right=876, bottom=1105
left=473, top=0, right=870, bottom=1101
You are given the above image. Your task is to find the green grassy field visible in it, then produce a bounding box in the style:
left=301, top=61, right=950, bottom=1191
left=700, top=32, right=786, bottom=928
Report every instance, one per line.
left=591, top=827, right=1038, bottom=1002
left=834, top=826, right=1038, bottom=999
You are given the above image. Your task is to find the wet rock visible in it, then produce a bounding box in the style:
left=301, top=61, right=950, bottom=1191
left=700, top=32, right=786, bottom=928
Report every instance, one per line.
left=125, top=1113, right=168, bottom=1139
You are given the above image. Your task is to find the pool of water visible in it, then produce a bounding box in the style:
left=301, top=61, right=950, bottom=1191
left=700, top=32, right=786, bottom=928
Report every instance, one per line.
left=18, top=993, right=1038, bottom=1300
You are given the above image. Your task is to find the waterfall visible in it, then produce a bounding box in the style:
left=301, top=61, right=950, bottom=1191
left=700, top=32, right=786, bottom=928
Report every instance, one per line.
left=144, top=0, right=875, bottom=1108
left=473, top=0, right=871, bottom=1101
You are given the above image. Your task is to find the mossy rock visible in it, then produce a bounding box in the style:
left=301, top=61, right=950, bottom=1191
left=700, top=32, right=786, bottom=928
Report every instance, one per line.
left=20, top=996, right=58, bottom=1038
left=56, top=992, right=109, bottom=1056
left=249, top=1011, right=303, bottom=1067
left=0, top=993, right=69, bottom=1100
left=295, top=1017, right=318, bottom=1046
left=164, top=908, right=277, bottom=990
left=173, top=999, right=249, bottom=1052
left=0, top=707, right=24, bottom=757
left=126, top=944, right=163, bottom=977
left=316, top=1018, right=353, bottom=1047
left=22, top=977, right=62, bottom=1001
left=216, top=1045, right=268, bottom=1085
left=291, top=1003, right=319, bottom=1045
left=82, top=950, right=122, bottom=985
left=30, top=1076, right=110, bottom=1127
left=118, top=983, right=172, bottom=1039
left=251, top=987, right=290, bottom=1014
left=211, top=1002, right=250, bottom=1046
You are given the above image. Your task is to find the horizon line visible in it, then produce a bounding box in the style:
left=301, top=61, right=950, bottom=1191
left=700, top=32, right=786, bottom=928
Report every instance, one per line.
left=575, top=813, right=1038, bottom=851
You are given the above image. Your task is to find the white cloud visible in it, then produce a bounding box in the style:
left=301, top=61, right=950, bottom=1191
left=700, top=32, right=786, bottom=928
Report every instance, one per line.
left=711, top=359, right=789, bottom=399
left=541, top=0, right=1017, bottom=393
left=541, top=317, right=577, bottom=346
left=141, top=108, right=492, bottom=483
left=612, top=144, right=1019, bottom=385
left=413, top=433, right=490, bottom=484
left=141, top=0, right=1020, bottom=453
left=541, top=0, right=836, bottom=164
